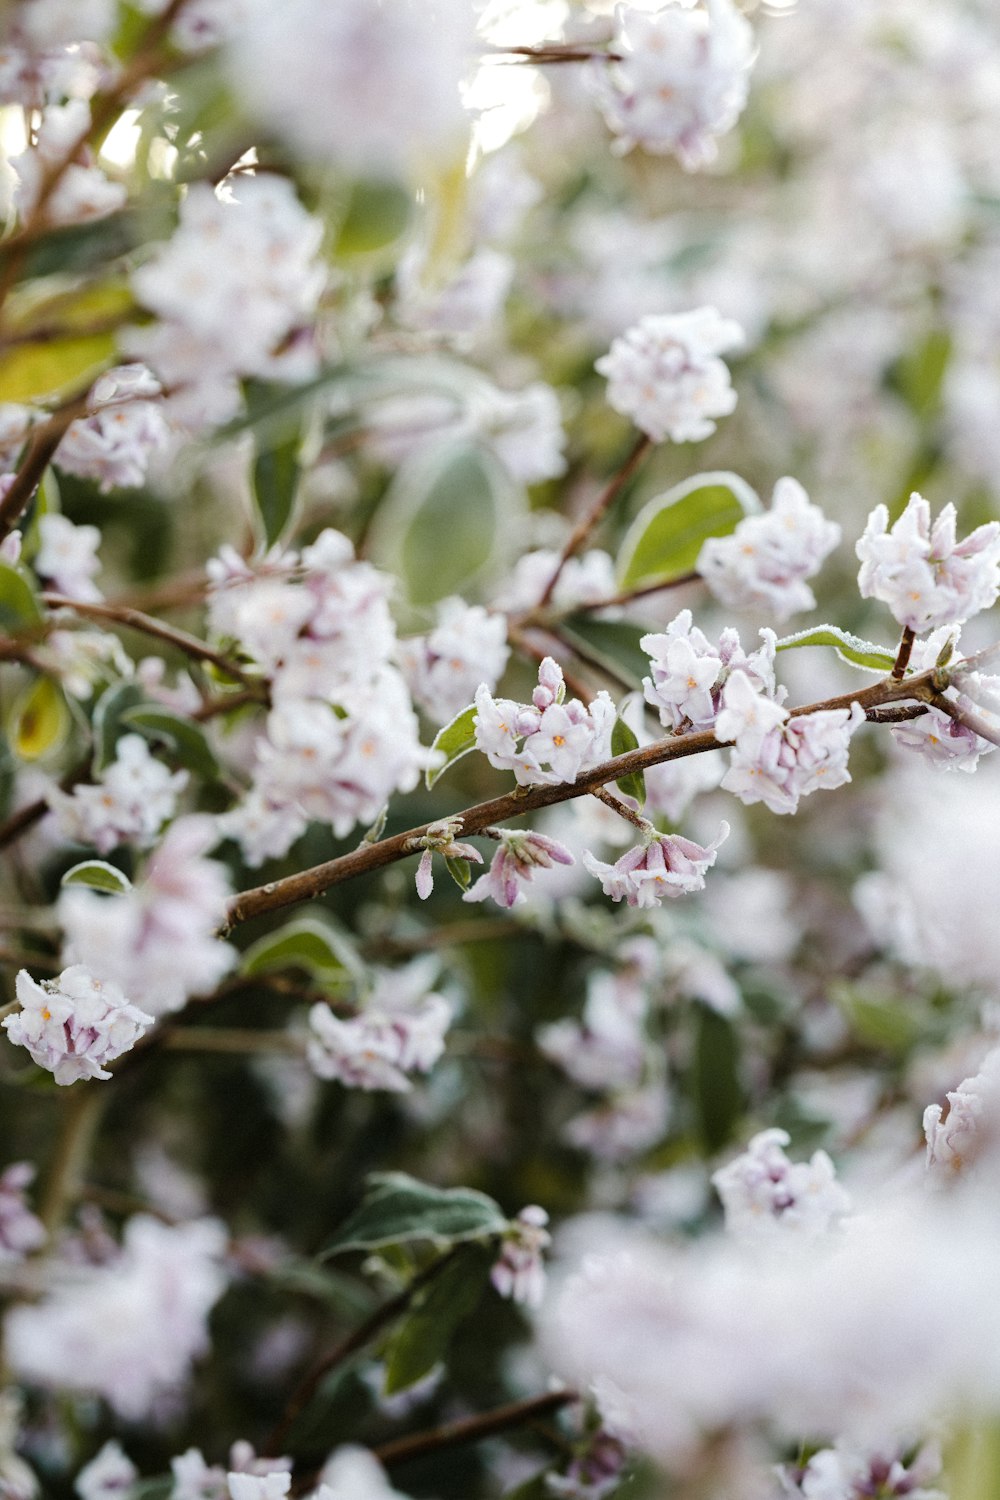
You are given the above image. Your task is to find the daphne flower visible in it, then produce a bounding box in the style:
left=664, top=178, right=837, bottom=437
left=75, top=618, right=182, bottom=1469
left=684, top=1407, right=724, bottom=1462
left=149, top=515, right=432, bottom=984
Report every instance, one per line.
left=596, top=308, right=742, bottom=443
left=584, top=825, right=729, bottom=908
left=397, top=598, right=509, bottom=725
left=856, top=492, right=1000, bottom=633
left=721, top=698, right=866, bottom=816
left=56, top=365, right=170, bottom=494
left=3, top=967, right=153, bottom=1084
left=889, top=627, right=998, bottom=772
left=641, top=611, right=777, bottom=732
left=712, top=1128, right=851, bottom=1242
left=491, top=1206, right=551, bottom=1308
left=306, top=963, right=451, bottom=1092
left=924, top=1049, right=1000, bottom=1184
left=33, top=514, right=103, bottom=601
left=75, top=1442, right=138, bottom=1500
left=697, top=477, right=841, bottom=620
left=463, top=830, right=575, bottom=909
left=47, top=733, right=187, bottom=854
left=474, top=659, right=614, bottom=788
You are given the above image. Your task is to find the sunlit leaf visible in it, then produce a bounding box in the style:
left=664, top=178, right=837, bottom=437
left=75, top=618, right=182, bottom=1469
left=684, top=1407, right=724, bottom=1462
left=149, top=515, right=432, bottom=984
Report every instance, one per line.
left=10, top=674, right=69, bottom=761
left=617, top=472, right=760, bottom=590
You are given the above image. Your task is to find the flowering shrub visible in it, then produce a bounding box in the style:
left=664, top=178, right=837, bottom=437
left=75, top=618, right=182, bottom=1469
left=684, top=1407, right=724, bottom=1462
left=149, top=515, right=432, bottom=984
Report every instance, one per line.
left=1, top=4, right=1000, bottom=1500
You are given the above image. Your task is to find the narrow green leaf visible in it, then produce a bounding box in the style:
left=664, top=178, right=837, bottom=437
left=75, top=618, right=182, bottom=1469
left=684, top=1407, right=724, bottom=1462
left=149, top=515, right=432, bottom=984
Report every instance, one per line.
left=426, top=703, right=478, bottom=789
left=776, top=626, right=895, bottom=673
left=383, top=1245, right=491, bottom=1393
left=445, top=855, right=472, bottom=891
left=692, top=1002, right=743, bottom=1153
left=323, top=1172, right=509, bottom=1257
left=0, top=562, right=43, bottom=631
left=611, top=716, right=645, bottom=806
left=253, top=429, right=301, bottom=548
left=888, top=328, right=951, bottom=419
left=617, top=472, right=760, bottom=590
left=241, top=916, right=363, bottom=987
left=61, top=860, right=132, bottom=895
left=831, top=983, right=923, bottom=1054
left=122, top=706, right=222, bottom=781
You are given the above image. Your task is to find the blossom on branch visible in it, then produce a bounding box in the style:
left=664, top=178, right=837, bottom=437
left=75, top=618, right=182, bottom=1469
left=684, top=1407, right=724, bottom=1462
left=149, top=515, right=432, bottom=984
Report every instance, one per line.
left=856, top=491, right=1000, bottom=633
left=463, top=829, right=575, bottom=909
left=697, top=477, right=841, bottom=620
left=596, top=308, right=743, bottom=443
left=584, top=825, right=729, bottom=908
left=474, top=658, right=614, bottom=787
left=491, top=1205, right=551, bottom=1308
left=47, top=733, right=187, bottom=854
left=712, top=1128, right=851, bottom=1242
left=642, top=611, right=778, bottom=732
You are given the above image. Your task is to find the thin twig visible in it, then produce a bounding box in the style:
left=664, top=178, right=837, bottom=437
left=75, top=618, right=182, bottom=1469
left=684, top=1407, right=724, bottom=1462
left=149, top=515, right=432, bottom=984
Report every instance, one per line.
left=0, top=397, right=89, bottom=540
left=223, top=665, right=946, bottom=931
left=590, top=784, right=648, bottom=829
left=372, top=1388, right=579, bottom=1469
left=508, top=624, right=595, bottom=703
left=891, top=626, right=916, bottom=682
left=159, top=1027, right=304, bottom=1055
left=564, top=570, right=702, bottom=616
left=39, top=1086, right=106, bottom=1235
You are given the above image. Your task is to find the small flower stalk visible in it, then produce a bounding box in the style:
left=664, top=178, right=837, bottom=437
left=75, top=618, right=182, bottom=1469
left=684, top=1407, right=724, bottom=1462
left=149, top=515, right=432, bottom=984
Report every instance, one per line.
left=584, top=823, right=729, bottom=908
left=3, top=967, right=154, bottom=1085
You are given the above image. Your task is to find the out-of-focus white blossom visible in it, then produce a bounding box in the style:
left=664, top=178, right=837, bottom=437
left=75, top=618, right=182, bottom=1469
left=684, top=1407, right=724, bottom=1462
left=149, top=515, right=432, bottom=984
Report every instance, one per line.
left=491, top=1205, right=550, bottom=1308
left=229, top=0, right=476, bottom=177
left=75, top=1442, right=138, bottom=1500
left=493, top=549, right=616, bottom=615
left=11, top=101, right=126, bottom=226
left=4, top=1216, right=228, bottom=1418
left=314, top=1447, right=411, bottom=1500
left=3, top=966, right=153, bottom=1085
left=396, top=246, right=514, bottom=342
left=778, top=1441, right=946, bottom=1500
left=474, top=657, right=614, bottom=787
left=856, top=492, right=1000, bottom=634
left=56, top=365, right=170, bottom=493
left=564, top=1084, right=671, bottom=1162
left=37, top=628, right=133, bottom=699
left=584, top=825, right=729, bottom=908
left=306, top=962, right=451, bottom=1093
left=463, top=829, right=574, bottom=909
left=47, top=733, right=187, bottom=853
left=538, top=971, right=647, bottom=1093
left=0, top=1164, right=46, bottom=1261
left=697, top=478, right=841, bottom=620
left=398, top=598, right=509, bottom=725
left=227, top=1476, right=289, bottom=1500
left=924, top=1047, right=1000, bottom=1185
left=33, top=513, right=103, bottom=600
left=591, top=0, right=756, bottom=169
left=596, top=308, right=742, bottom=442
left=712, top=1128, right=851, bottom=1242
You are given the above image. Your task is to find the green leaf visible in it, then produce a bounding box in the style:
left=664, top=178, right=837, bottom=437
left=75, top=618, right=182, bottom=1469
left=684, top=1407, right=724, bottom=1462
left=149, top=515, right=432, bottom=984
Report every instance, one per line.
left=9, top=675, right=69, bottom=761
left=445, top=855, right=473, bottom=891
left=0, top=562, right=43, bottom=631
left=831, top=983, right=924, bottom=1054
left=382, top=1244, right=492, bottom=1393
left=946, top=1421, right=1000, bottom=1500
left=558, top=616, right=650, bottom=692
left=323, top=1172, right=509, bottom=1257
left=121, top=706, right=222, bottom=781
left=0, top=211, right=142, bottom=285
left=241, top=915, right=363, bottom=988
left=371, top=442, right=522, bottom=607
left=91, top=681, right=147, bottom=770
left=888, top=328, right=951, bottom=419
left=244, top=380, right=303, bottom=547
left=611, top=716, right=645, bottom=806
left=691, top=1002, right=743, bottom=1153
left=426, top=703, right=477, bottom=789
left=617, top=472, right=760, bottom=590
left=61, top=860, right=132, bottom=895
left=335, top=178, right=413, bottom=256
left=776, top=625, right=896, bottom=673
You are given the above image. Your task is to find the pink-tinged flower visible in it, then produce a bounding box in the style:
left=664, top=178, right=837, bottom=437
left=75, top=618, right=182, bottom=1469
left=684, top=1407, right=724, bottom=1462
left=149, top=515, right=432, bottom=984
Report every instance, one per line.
left=714, top=668, right=789, bottom=756
left=491, top=1205, right=551, bottom=1309
left=641, top=610, right=777, bottom=732
left=47, top=733, right=187, bottom=854
left=595, top=308, right=742, bottom=443
left=397, top=597, right=509, bottom=725
left=463, top=830, right=575, bottom=909
left=3, top=966, right=153, bottom=1085
left=584, top=825, right=729, bottom=908
left=75, top=1441, right=138, bottom=1500
left=56, top=365, right=169, bottom=495
left=712, top=1128, right=851, bottom=1243
left=697, top=477, right=841, bottom=621
left=889, top=627, right=998, bottom=772
left=722, top=703, right=866, bottom=816
left=474, top=660, right=614, bottom=788
left=33, top=513, right=103, bottom=600
left=306, top=962, right=451, bottom=1092
left=856, top=491, right=1000, bottom=633
left=924, top=1048, right=1000, bottom=1185
left=408, top=817, right=483, bottom=901
left=0, top=1163, right=46, bottom=1261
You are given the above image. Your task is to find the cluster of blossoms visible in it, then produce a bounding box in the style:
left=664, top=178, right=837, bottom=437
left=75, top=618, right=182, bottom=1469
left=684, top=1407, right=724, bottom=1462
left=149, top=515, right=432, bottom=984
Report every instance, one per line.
left=55, top=364, right=171, bottom=494
left=126, top=175, right=326, bottom=431
left=490, top=1205, right=551, bottom=1309
left=33, top=513, right=103, bottom=601
left=697, top=477, right=842, bottom=621
left=474, top=658, right=614, bottom=787
left=583, top=823, right=729, bottom=909
left=3, top=966, right=153, bottom=1084
left=590, top=0, right=757, bottom=170
left=493, top=548, right=616, bottom=615
left=10, top=99, right=125, bottom=227
left=306, top=962, right=451, bottom=1093
left=857, top=492, right=1000, bottom=634
left=641, top=609, right=778, bottom=732
left=58, top=816, right=236, bottom=1018
left=211, top=532, right=431, bottom=864
left=397, top=598, right=509, bottom=725
left=596, top=307, right=743, bottom=443
left=711, top=1128, right=852, bottom=1243
left=924, top=1046, right=1000, bottom=1185
left=778, top=1443, right=946, bottom=1500
left=463, top=829, right=575, bottom=910
left=47, top=733, right=187, bottom=853
left=889, top=627, right=999, bottom=771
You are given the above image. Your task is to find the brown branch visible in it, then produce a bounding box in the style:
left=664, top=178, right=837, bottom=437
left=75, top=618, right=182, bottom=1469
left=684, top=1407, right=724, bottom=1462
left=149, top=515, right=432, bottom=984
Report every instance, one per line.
left=931, top=692, right=1000, bottom=751
left=373, top=1388, right=578, bottom=1469
left=590, top=784, right=648, bottom=829
left=565, top=570, right=702, bottom=616
left=532, top=435, right=652, bottom=613
left=891, top=626, right=916, bottom=682
left=0, top=398, right=89, bottom=540
left=0, top=754, right=91, bottom=851
left=224, top=666, right=945, bottom=931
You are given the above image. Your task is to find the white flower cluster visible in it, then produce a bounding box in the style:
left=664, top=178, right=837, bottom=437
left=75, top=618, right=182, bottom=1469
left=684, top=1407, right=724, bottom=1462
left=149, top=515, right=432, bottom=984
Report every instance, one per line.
left=5, top=1216, right=228, bottom=1418
left=712, top=1128, right=851, bottom=1243
left=397, top=598, right=510, bottom=725
left=47, top=733, right=187, bottom=854
left=33, top=513, right=103, bottom=601
left=856, top=492, right=1000, bottom=634
left=212, top=531, right=431, bottom=863
left=126, top=175, right=325, bottom=431
left=924, top=1047, right=1000, bottom=1185
left=697, top=477, right=842, bottom=621
left=229, top=0, right=475, bottom=178
left=169, top=1440, right=290, bottom=1500
left=596, top=308, right=743, bottom=443
left=11, top=101, right=126, bottom=227
left=76, top=1440, right=138, bottom=1500
left=642, top=609, right=778, bottom=732
left=584, top=825, right=729, bottom=909
left=890, top=626, right=998, bottom=771
left=591, top=0, right=756, bottom=170
left=59, top=816, right=236, bottom=1018
left=56, top=365, right=170, bottom=494
left=493, top=548, right=616, bottom=615
left=3, top=965, right=153, bottom=1084
left=474, top=657, right=615, bottom=788
left=490, top=1205, right=551, bottom=1309
left=306, top=962, right=451, bottom=1093
left=779, top=1442, right=946, bottom=1500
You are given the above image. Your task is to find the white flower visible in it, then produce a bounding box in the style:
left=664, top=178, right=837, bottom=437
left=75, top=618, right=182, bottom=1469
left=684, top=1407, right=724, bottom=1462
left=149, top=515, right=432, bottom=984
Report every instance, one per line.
left=856, top=492, right=1000, bottom=633
left=474, top=658, right=614, bottom=788
left=314, top=1447, right=411, bottom=1500
left=721, top=700, right=866, bottom=817
left=780, top=1442, right=946, bottom=1500
left=712, top=1128, right=851, bottom=1242
left=306, top=963, right=451, bottom=1093
left=398, top=598, right=509, bottom=725
left=75, top=1443, right=138, bottom=1500
left=924, top=1048, right=1000, bottom=1184
left=3, top=966, right=153, bottom=1084
left=227, top=1476, right=289, bottom=1500
left=11, top=102, right=126, bottom=226
left=584, top=825, right=729, bottom=908
left=4, top=1216, right=228, bottom=1418
left=493, top=549, right=616, bottom=615
left=491, top=1205, right=551, bottom=1308
left=591, top=0, right=756, bottom=169
left=47, top=733, right=187, bottom=853
left=890, top=627, right=998, bottom=771
left=56, top=365, right=170, bottom=494
left=538, top=971, right=647, bottom=1093
left=697, top=477, right=841, bottom=620
left=0, top=1164, right=46, bottom=1261
left=641, top=611, right=777, bottom=731
left=33, top=513, right=103, bottom=601
left=396, top=245, right=514, bottom=341
left=596, top=308, right=742, bottom=442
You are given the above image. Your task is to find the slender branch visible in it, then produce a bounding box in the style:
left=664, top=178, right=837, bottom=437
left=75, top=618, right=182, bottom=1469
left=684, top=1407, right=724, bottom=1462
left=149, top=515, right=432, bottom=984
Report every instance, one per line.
left=931, top=692, right=1000, bottom=751
left=159, top=1027, right=304, bottom=1055
left=39, top=1086, right=106, bottom=1234
left=591, top=784, right=648, bottom=829
left=891, top=626, right=916, bottom=682
left=262, top=1249, right=461, bottom=1457
left=564, top=570, right=702, bottom=617
left=40, top=594, right=264, bottom=692
left=372, top=1388, right=579, bottom=1469
left=0, top=398, right=89, bottom=540
left=508, top=624, right=595, bottom=703
left=0, top=755, right=91, bottom=852
left=532, top=435, right=652, bottom=613
left=224, top=665, right=946, bottom=931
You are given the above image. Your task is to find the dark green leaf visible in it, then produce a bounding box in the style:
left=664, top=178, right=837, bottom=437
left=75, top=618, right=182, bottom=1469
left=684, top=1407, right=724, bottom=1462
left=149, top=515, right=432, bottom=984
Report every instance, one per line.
left=323, top=1173, right=509, bottom=1257
left=241, top=916, right=363, bottom=988
left=691, top=1002, right=743, bottom=1153
left=252, top=419, right=301, bottom=548
left=382, top=1245, right=491, bottom=1393
left=617, top=472, right=760, bottom=590
left=91, top=681, right=147, bottom=770
left=426, top=703, right=477, bottom=789
left=558, top=616, right=650, bottom=691
left=444, top=855, right=473, bottom=891
left=122, top=705, right=222, bottom=781
left=610, top=716, right=645, bottom=806
left=0, top=562, right=43, bottom=631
